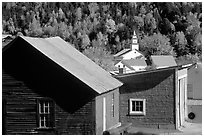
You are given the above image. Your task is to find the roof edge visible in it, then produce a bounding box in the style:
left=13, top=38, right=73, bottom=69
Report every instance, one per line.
left=114, top=65, right=178, bottom=78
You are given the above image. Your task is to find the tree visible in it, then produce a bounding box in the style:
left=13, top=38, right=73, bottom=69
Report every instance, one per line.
left=57, top=22, right=70, bottom=40
left=173, top=31, right=189, bottom=57
left=144, top=12, right=157, bottom=35
left=81, top=33, right=90, bottom=49
left=105, top=18, right=116, bottom=33
left=75, top=7, right=82, bottom=21
left=140, top=33, right=173, bottom=57
left=28, top=16, right=43, bottom=37
left=88, top=3, right=99, bottom=18
left=134, top=16, right=144, bottom=31
left=83, top=47, right=116, bottom=71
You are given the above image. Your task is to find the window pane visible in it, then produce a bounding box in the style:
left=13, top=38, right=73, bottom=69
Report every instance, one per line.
left=140, top=106, right=143, bottom=111
left=45, top=102, right=48, bottom=107
left=40, top=103, right=44, bottom=113
left=136, top=101, right=139, bottom=106
left=45, top=115, right=49, bottom=127
left=45, top=106, right=49, bottom=113
left=136, top=106, right=139, bottom=111
left=132, top=101, right=136, bottom=111
left=140, top=101, right=143, bottom=107
left=40, top=115, right=45, bottom=127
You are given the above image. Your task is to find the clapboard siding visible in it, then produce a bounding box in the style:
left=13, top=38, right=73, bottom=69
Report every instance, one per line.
left=2, top=70, right=96, bottom=135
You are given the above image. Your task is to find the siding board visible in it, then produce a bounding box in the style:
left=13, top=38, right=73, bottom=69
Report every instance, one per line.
left=2, top=70, right=96, bottom=135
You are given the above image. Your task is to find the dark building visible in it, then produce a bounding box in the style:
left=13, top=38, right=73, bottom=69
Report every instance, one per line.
left=2, top=36, right=123, bottom=135
left=114, top=66, right=188, bottom=130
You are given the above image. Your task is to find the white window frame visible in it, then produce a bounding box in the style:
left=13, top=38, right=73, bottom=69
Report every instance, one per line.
left=39, top=101, right=50, bottom=128
left=129, top=98, right=146, bottom=115
left=38, top=99, right=53, bottom=128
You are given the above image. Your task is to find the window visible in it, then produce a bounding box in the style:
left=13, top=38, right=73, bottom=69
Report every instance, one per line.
left=37, top=99, right=55, bottom=128
left=129, top=99, right=146, bottom=115
left=111, top=93, right=114, bottom=117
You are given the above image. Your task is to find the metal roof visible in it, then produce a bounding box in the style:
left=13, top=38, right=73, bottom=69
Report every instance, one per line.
left=151, top=55, right=177, bottom=68
left=4, top=36, right=123, bottom=94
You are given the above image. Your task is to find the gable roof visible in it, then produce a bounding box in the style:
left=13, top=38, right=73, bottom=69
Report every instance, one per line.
left=2, top=34, right=13, bottom=39
left=151, top=55, right=177, bottom=68
left=113, top=48, right=131, bottom=57
left=3, top=36, right=123, bottom=94
left=114, top=48, right=145, bottom=59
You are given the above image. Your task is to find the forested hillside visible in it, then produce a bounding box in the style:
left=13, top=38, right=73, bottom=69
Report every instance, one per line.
left=2, top=2, right=202, bottom=70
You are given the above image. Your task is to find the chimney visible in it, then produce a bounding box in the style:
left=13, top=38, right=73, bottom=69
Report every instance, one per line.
left=131, top=30, right=139, bottom=51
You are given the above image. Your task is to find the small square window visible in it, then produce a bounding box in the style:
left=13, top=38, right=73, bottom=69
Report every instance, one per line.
left=129, top=99, right=146, bottom=115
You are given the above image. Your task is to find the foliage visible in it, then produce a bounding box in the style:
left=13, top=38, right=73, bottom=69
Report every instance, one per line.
left=140, top=33, right=173, bottom=58
left=83, top=47, right=116, bottom=71
left=175, top=53, right=201, bottom=66
left=2, top=2, right=202, bottom=68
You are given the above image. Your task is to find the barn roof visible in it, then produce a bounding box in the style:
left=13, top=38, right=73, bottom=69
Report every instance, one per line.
left=151, top=55, right=177, bottom=68
left=3, top=36, right=123, bottom=94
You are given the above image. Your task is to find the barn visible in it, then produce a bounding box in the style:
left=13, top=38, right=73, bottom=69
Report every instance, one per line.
left=114, top=66, right=188, bottom=130
left=2, top=36, right=123, bottom=135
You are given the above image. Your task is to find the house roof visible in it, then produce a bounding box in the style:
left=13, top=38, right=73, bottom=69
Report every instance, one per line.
left=151, top=55, right=177, bottom=68
left=2, top=34, right=12, bottom=39
left=113, top=48, right=131, bottom=57
left=3, top=36, right=123, bottom=94
left=114, top=48, right=145, bottom=59
left=114, top=65, right=178, bottom=78
left=122, top=58, right=147, bottom=67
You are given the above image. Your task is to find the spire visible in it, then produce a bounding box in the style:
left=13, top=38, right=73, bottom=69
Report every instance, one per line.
left=133, top=30, right=136, bottom=36
left=131, top=30, right=139, bottom=50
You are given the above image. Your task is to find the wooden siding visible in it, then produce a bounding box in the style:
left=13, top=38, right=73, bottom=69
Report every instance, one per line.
left=116, top=69, right=176, bottom=129
left=2, top=70, right=96, bottom=135
left=95, top=88, right=120, bottom=134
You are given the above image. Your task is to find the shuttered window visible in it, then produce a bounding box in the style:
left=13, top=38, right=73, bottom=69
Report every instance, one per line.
left=37, top=99, right=55, bottom=128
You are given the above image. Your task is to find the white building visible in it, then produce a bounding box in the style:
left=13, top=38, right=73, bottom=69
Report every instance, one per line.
left=115, top=58, right=147, bottom=74
left=113, top=31, right=145, bottom=60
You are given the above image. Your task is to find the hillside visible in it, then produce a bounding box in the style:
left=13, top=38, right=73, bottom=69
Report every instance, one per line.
left=2, top=2, right=202, bottom=70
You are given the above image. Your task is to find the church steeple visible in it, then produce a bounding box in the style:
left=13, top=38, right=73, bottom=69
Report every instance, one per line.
left=131, top=30, right=139, bottom=51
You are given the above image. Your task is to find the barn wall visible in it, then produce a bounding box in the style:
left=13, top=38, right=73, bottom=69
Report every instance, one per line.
left=2, top=39, right=97, bottom=135
left=116, top=69, right=176, bottom=129
left=95, top=88, right=120, bottom=135
left=2, top=70, right=96, bottom=135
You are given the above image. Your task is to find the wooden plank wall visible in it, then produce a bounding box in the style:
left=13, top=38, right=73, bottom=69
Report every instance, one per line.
left=2, top=70, right=96, bottom=135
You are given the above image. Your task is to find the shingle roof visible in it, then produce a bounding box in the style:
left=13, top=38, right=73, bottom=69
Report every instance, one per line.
left=4, top=36, right=123, bottom=94
left=151, top=55, right=177, bottom=68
